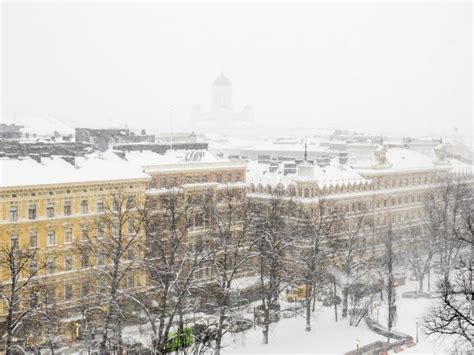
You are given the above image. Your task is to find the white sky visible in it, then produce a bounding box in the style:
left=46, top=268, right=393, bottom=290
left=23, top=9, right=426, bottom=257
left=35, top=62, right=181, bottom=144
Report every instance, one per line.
left=1, top=2, right=472, bottom=142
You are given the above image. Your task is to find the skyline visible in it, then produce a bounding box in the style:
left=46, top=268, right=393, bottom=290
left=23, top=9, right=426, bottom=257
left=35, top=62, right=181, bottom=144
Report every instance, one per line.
left=2, top=2, right=472, bottom=143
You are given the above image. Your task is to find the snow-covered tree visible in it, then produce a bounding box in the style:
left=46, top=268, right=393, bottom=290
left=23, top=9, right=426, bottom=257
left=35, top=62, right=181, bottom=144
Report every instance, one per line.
left=425, top=177, right=473, bottom=348
left=139, top=190, right=210, bottom=354
left=0, top=243, right=46, bottom=354
left=293, top=196, right=339, bottom=331
left=76, top=192, right=145, bottom=353
left=253, top=195, right=294, bottom=343
left=201, top=186, right=256, bottom=354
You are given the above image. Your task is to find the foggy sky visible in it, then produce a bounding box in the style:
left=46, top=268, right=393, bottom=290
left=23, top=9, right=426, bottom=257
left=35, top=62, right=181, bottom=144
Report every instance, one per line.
left=1, top=2, right=472, bottom=141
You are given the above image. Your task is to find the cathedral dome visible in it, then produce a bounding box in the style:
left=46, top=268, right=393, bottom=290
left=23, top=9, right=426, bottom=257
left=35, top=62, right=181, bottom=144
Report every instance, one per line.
left=213, top=73, right=231, bottom=87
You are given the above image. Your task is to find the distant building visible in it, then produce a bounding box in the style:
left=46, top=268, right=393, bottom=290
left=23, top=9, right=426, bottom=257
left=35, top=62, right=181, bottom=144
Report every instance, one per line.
left=191, top=74, right=254, bottom=133
left=0, top=123, right=24, bottom=141
left=75, top=127, right=155, bottom=150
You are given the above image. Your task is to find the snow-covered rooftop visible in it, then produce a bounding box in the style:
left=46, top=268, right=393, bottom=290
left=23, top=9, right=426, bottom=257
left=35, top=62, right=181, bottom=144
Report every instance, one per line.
left=350, top=148, right=448, bottom=173
left=0, top=150, right=150, bottom=189
left=123, top=149, right=246, bottom=173
left=246, top=159, right=368, bottom=188
left=123, top=149, right=226, bottom=167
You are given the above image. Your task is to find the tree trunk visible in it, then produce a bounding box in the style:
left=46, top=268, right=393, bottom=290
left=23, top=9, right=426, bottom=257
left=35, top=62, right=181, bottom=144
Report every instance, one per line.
left=427, top=263, right=431, bottom=292
left=262, top=307, right=270, bottom=344
left=214, top=306, right=226, bottom=355
left=342, top=286, right=349, bottom=318
left=333, top=278, right=338, bottom=322
left=305, top=297, right=311, bottom=331
left=418, top=275, right=424, bottom=293
left=305, top=284, right=311, bottom=331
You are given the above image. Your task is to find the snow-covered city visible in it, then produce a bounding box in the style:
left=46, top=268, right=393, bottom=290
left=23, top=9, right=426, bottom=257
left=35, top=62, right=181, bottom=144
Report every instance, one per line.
left=1, top=2, right=472, bottom=355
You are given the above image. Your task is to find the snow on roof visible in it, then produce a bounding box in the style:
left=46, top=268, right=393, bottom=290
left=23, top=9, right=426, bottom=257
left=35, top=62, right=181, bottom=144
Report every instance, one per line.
left=350, top=148, right=445, bottom=172
left=123, top=149, right=246, bottom=173
left=2, top=116, right=74, bottom=136
left=246, top=159, right=368, bottom=188
left=385, top=148, right=436, bottom=169
left=0, top=150, right=150, bottom=189
left=124, top=149, right=226, bottom=167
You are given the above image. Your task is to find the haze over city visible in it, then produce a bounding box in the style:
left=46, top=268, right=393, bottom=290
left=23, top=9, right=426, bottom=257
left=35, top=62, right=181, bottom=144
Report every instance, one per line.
left=2, top=2, right=472, bottom=143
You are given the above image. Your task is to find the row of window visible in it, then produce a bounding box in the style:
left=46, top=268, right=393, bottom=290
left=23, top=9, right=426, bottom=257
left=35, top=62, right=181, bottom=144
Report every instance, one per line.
left=30, top=248, right=136, bottom=276
left=9, top=220, right=136, bottom=250
left=376, top=175, right=437, bottom=189
left=6, top=197, right=136, bottom=222
left=157, top=172, right=243, bottom=188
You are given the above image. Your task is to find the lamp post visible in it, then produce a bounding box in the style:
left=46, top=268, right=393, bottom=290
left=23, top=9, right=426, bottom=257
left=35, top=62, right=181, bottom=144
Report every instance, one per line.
left=416, top=317, right=419, bottom=344
left=356, top=338, right=360, bottom=355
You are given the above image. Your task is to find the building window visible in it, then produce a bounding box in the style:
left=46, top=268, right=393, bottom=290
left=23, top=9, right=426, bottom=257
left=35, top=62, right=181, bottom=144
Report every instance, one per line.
left=28, top=204, right=37, bottom=220
left=10, top=234, right=19, bottom=251
left=81, top=283, right=90, bottom=298
left=81, top=226, right=89, bottom=241
left=127, top=273, right=135, bottom=288
left=127, top=248, right=135, bottom=260
left=47, top=256, right=56, bottom=274
left=112, top=223, right=119, bottom=237
left=96, top=200, right=104, bottom=213
left=9, top=207, right=18, bottom=222
left=112, top=197, right=120, bottom=212
left=97, top=252, right=105, bottom=266
left=64, top=201, right=72, bottom=216
left=97, top=223, right=104, bottom=239
left=47, top=230, right=56, bottom=246
left=158, top=177, right=165, bottom=188
left=127, top=196, right=135, bottom=210
left=65, top=254, right=73, bottom=271
left=47, top=203, right=55, bottom=218
left=64, top=284, right=73, bottom=301
left=81, top=200, right=88, bottom=214
left=81, top=255, right=89, bottom=268
left=64, top=228, right=72, bottom=244
left=29, top=259, right=38, bottom=276
left=128, top=220, right=135, bottom=235
left=29, top=232, right=38, bottom=248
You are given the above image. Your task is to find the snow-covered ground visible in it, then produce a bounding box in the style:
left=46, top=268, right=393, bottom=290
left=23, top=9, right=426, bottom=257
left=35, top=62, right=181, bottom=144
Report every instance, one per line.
left=221, top=305, right=384, bottom=354
left=118, top=274, right=467, bottom=354
left=220, top=277, right=467, bottom=354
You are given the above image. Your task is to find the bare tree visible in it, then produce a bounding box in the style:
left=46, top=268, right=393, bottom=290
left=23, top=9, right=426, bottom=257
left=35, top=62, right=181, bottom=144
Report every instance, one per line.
left=330, top=208, right=370, bottom=321
left=380, top=221, right=397, bottom=343
left=76, top=192, right=145, bottom=353
left=405, top=222, right=435, bottom=293
left=293, top=196, right=339, bottom=331
left=0, top=243, right=46, bottom=354
left=202, top=186, right=256, bottom=355
left=425, top=177, right=473, bottom=348
left=253, top=194, right=294, bottom=344
left=424, top=175, right=465, bottom=279
left=139, top=190, right=210, bottom=354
